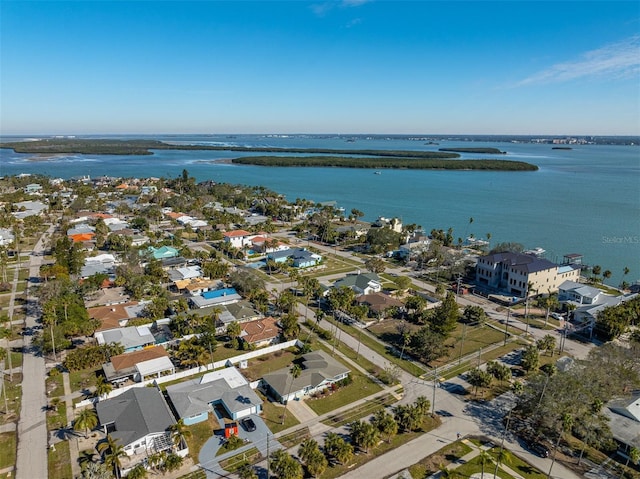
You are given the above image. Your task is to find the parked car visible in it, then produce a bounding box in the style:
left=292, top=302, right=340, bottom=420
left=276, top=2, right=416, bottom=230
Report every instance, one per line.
left=528, top=441, right=550, bottom=458
left=240, top=417, right=256, bottom=432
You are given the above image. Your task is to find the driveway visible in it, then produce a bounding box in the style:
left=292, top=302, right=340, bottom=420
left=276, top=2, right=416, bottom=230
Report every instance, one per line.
left=199, top=414, right=282, bottom=479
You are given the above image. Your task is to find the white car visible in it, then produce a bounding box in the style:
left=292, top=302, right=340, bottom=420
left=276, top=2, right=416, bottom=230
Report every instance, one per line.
left=550, top=312, right=565, bottom=320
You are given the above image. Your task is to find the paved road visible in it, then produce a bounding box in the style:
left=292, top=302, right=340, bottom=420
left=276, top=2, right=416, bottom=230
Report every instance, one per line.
left=15, top=227, right=52, bottom=479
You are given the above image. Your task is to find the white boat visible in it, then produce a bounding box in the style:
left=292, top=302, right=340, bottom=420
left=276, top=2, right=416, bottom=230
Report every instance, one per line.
left=374, top=171, right=382, bottom=175
left=524, top=247, right=546, bottom=257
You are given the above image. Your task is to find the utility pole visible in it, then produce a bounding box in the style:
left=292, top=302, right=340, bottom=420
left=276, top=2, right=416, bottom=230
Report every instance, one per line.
left=458, top=322, right=467, bottom=365
left=266, top=433, right=270, bottom=479
left=503, top=306, right=511, bottom=346
left=431, top=365, right=438, bottom=416
left=494, top=408, right=513, bottom=479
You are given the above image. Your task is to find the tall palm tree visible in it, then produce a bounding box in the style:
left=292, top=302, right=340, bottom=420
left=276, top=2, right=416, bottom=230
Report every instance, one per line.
left=74, top=407, right=98, bottom=438
left=281, top=363, right=302, bottom=424
left=168, top=419, right=191, bottom=451
left=478, top=450, right=491, bottom=479
left=126, top=464, right=147, bottom=479
left=493, top=448, right=512, bottom=478
left=97, top=434, right=126, bottom=479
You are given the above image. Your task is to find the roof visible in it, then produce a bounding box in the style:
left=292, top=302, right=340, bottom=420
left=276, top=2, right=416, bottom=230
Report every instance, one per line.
left=110, top=346, right=169, bottom=372
left=88, top=301, right=141, bottom=331
left=604, top=393, right=640, bottom=449
left=166, top=367, right=262, bottom=419
left=223, top=230, right=251, bottom=238
left=480, top=252, right=558, bottom=274
left=356, top=292, right=404, bottom=313
left=96, top=326, right=155, bottom=350
left=135, top=356, right=175, bottom=378
left=334, top=272, right=381, bottom=291
left=240, top=316, right=280, bottom=344
left=96, top=388, right=176, bottom=448
left=262, top=350, right=350, bottom=398
left=558, top=280, right=602, bottom=299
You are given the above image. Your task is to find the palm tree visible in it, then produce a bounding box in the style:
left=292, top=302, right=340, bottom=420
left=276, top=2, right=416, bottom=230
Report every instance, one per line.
left=168, top=418, right=191, bottom=451
left=281, top=363, right=302, bottom=424
left=478, top=450, right=492, bottom=479
left=237, top=463, right=258, bottom=479
left=98, top=434, right=126, bottom=479
left=78, top=449, right=97, bottom=471
left=298, top=438, right=320, bottom=465
left=94, top=376, right=112, bottom=399
left=438, top=463, right=458, bottom=479
left=548, top=413, right=573, bottom=479
left=126, top=464, right=147, bottom=479
left=493, top=448, right=512, bottom=478
left=622, top=447, right=640, bottom=479
left=74, top=407, right=98, bottom=438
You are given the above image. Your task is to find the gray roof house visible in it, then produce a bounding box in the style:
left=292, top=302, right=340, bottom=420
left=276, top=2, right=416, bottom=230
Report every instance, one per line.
left=96, top=387, right=187, bottom=476
left=95, top=326, right=155, bottom=352
left=604, top=393, right=640, bottom=456
left=166, top=367, right=262, bottom=425
left=262, top=350, right=350, bottom=404
left=332, top=272, right=382, bottom=296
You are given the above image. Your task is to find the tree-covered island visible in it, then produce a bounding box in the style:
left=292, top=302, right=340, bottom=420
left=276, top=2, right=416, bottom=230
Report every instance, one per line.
left=1, top=138, right=537, bottom=171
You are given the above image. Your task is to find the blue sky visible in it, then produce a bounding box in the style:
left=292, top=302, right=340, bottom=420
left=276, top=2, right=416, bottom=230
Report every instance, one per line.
left=1, top=1, right=639, bottom=135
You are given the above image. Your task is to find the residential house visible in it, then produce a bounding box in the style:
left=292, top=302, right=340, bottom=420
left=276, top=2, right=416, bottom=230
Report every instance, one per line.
left=262, top=350, right=350, bottom=404
left=102, top=346, right=174, bottom=384
left=174, top=278, right=221, bottom=296
left=0, top=228, right=14, bottom=247
left=332, top=272, right=382, bottom=296
left=146, top=245, right=180, bottom=260
left=223, top=230, right=253, bottom=249
left=88, top=301, right=147, bottom=332
left=240, top=316, right=280, bottom=348
left=356, top=292, right=404, bottom=318
left=80, top=254, right=117, bottom=279
left=168, top=265, right=203, bottom=283
left=24, top=183, right=43, bottom=194
left=603, top=393, right=640, bottom=457
left=12, top=200, right=48, bottom=219
left=250, top=236, right=288, bottom=254
left=475, top=252, right=580, bottom=297
left=95, top=325, right=156, bottom=352
left=267, top=248, right=322, bottom=268
left=166, top=366, right=262, bottom=425
left=96, top=388, right=188, bottom=477
left=189, top=287, right=242, bottom=309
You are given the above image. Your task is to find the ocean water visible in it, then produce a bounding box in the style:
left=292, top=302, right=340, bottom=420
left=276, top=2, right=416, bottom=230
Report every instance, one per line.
left=1, top=135, right=638, bottom=285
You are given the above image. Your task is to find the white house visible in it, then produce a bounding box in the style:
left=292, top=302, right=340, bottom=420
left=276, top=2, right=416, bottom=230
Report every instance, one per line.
left=96, top=388, right=188, bottom=477
left=223, top=229, right=253, bottom=248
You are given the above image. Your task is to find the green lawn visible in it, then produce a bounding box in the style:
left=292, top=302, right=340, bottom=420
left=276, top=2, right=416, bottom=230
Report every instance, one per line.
left=257, top=391, right=300, bottom=434
left=184, top=413, right=216, bottom=462
left=46, top=373, right=65, bottom=397
left=69, top=368, right=98, bottom=393
left=218, top=447, right=262, bottom=473
left=407, top=440, right=472, bottom=479
left=47, top=402, right=67, bottom=432
left=0, top=432, right=16, bottom=470
left=455, top=454, right=518, bottom=479
left=305, top=372, right=383, bottom=416
left=321, top=393, right=398, bottom=427
left=0, top=373, right=23, bottom=425
left=277, top=427, right=311, bottom=449
left=48, top=440, right=72, bottom=479
left=241, top=349, right=297, bottom=382
left=327, top=318, right=426, bottom=377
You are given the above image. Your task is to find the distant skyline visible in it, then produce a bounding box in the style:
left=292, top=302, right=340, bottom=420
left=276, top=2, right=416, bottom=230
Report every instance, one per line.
left=1, top=1, right=639, bottom=136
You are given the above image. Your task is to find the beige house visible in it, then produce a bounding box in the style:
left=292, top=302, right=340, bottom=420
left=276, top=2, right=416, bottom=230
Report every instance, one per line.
left=476, top=252, right=580, bottom=297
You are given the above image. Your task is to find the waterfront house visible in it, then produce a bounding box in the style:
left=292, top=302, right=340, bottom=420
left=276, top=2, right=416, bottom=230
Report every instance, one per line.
left=262, top=350, right=350, bottom=404
left=475, top=251, right=580, bottom=297
left=166, top=367, right=262, bottom=425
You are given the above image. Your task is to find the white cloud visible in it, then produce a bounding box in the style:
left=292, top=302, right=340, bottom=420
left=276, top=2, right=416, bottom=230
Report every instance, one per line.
left=310, top=0, right=371, bottom=17
left=516, top=35, right=640, bottom=86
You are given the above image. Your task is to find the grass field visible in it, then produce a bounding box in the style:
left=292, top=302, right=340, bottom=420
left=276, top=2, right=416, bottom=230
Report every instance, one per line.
left=321, top=393, right=398, bottom=427
left=0, top=433, right=16, bottom=471
left=48, top=440, right=72, bottom=479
